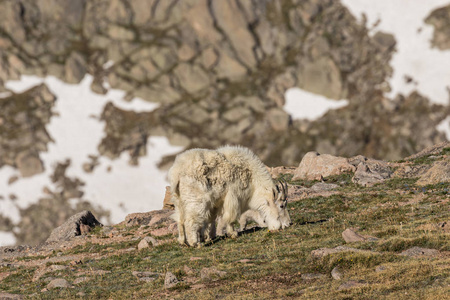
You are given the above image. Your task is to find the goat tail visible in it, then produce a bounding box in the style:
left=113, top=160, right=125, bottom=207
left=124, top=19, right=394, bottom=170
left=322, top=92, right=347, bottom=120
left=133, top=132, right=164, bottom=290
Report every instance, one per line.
left=169, top=175, right=186, bottom=245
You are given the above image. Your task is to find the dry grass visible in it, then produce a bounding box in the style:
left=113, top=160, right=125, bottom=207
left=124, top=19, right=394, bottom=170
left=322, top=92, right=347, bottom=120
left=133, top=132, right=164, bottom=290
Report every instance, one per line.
left=0, top=164, right=449, bottom=299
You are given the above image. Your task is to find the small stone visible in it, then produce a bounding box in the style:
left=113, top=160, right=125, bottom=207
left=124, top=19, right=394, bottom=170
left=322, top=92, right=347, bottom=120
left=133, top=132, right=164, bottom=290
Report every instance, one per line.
left=65, top=52, right=87, bottom=84
left=0, top=292, right=23, bottom=299
left=342, top=228, right=378, bottom=243
left=70, top=260, right=82, bottom=266
left=183, top=265, right=194, bottom=275
left=7, top=176, right=18, bottom=185
left=438, top=221, right=450, bottom=232
left=0, top=272, right=11, bottom=282
left=90, top=78, right=107, bottom=95
left=338, top=280, right=365, bottom=290
left=138, top=236, right=159, bottom=250
left=82, top=162, right=95, bottom=173
left=375, top=265, right=386, bottom=273
left=311, top=246, right=378, bottom=259
left=310, top=182, right=339, bottom=192
left=47, top=278, right=71, bottom=289
left=200, top=267, right=227, bottom=280
left=301, top=273, right=326, bottom=280
left=400, top=247, right=440, bottom=257
left=190, top=257, right=203, bottom=261
left=164, top=272, right=179, bottom=289
left=132, top=271, right=160, bottom=282
left=73, top=277, right=90, bottom=285
left=331, top=266, right=342, bottom=280
left=191, top=284, right=206, bottom=289
left=342, top=228, right=366, bottom=243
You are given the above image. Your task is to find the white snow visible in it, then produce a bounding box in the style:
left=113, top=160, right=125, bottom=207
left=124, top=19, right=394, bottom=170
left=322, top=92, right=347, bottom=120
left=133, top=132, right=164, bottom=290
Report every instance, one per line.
left=284, top=88, right=348, bottom=121
left=341, top=0, right=450, bottom=105
left=0, top=231, right=16, bottom=247
left=0, top=74, right=182, bottom=247
left=437, top=116, right=450, bottom=140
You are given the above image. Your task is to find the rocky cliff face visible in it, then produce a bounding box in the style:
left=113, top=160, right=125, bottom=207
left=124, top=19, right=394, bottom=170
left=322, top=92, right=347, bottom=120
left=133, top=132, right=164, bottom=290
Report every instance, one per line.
left=1, top=0, right=447, bottom=167
left=0, top=0, right=449, bottom=245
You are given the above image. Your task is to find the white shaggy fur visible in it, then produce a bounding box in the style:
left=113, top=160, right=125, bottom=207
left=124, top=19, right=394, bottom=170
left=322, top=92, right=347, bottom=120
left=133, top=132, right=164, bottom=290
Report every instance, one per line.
left=168, top=145, right=291, bottom=247
left=239, top=210, right=267, bottom=231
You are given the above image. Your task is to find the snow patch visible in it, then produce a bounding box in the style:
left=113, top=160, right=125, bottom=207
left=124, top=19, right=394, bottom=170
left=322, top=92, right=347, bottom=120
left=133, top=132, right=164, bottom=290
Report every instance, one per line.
left=284, top=88, right=348, bottom=121
left=0, top=74, right=181, bottom=226
left=437, top=116, right=450, bottom=140
left=341, top=0, right=450, bottom=105
left=0, top=231, right=16, bottom=247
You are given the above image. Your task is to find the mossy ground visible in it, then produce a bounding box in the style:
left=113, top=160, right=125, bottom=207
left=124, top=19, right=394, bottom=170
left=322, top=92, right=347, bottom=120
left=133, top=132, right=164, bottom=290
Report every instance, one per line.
left=0, top=160, right=449, bottom=299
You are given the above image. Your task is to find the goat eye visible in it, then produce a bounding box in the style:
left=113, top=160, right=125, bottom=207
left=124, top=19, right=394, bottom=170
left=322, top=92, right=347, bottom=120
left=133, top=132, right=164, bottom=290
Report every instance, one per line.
left=280, top=204, right=284, bottom=209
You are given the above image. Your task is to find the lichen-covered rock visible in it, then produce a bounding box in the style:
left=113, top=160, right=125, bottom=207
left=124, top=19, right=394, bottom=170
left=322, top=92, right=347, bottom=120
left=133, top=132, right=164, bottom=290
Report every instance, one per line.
left=351, top=158, right=392, bottom=187
left=164, top=272, right=179, bottom=289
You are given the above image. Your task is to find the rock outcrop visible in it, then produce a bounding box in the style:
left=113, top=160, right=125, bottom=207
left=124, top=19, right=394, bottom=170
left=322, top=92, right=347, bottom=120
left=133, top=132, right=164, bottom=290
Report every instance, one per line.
left=45, top=210, right=102, bottom=243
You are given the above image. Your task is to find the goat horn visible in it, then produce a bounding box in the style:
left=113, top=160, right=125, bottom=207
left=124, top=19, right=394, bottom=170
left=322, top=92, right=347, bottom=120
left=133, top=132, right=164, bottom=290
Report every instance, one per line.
left=277, top=179, right=286, bottom=196
left=281, top=178, right=288, bottom=201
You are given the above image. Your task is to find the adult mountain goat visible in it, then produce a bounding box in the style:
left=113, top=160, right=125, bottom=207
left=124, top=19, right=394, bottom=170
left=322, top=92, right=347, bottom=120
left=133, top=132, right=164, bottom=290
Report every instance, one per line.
left=168, top=145, right=291, bottom=247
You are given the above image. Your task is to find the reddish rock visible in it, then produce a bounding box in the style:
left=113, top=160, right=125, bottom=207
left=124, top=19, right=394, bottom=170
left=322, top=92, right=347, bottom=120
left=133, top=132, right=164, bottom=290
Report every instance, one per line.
left=293, top=152, right=355, bottom=181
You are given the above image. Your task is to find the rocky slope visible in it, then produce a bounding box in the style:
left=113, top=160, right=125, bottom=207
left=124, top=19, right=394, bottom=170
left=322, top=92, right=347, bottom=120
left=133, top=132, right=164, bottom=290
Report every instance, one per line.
left=1, top=0, right=449, bottom=246
left=0, top=143, right=449, bottom=299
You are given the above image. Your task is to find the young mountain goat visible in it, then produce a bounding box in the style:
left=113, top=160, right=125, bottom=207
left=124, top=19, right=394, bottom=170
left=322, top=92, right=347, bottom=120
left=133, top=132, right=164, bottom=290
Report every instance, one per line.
left=168, top=145, right=291, bottom=247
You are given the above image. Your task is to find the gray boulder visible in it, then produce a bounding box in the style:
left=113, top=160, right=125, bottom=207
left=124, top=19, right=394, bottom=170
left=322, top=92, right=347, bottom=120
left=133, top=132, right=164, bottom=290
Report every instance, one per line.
left=45, top=210, right=102, bottom=243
